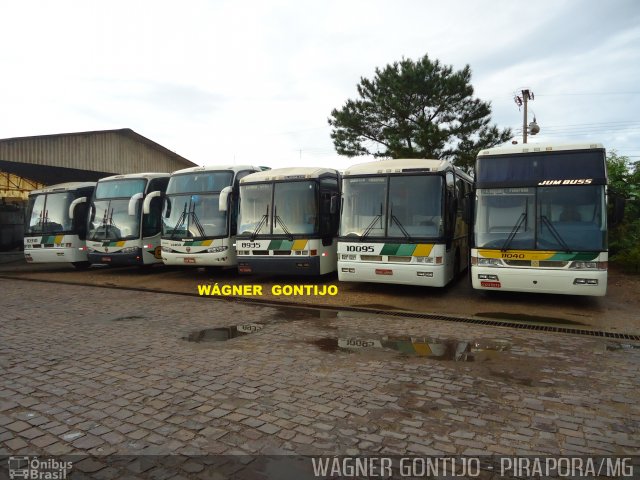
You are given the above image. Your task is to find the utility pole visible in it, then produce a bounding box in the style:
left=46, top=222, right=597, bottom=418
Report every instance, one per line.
left=514, top=88, right=535, bottom=143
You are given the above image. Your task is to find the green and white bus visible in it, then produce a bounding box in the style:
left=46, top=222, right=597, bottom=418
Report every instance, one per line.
left=338, top=158, right=472, bottom=286
left=236, top=167, right=341, bottom=276
left=24, top=182, right=95, bottom=269
left=159, top=165, right=261, bottom=267
left=472, top=142, right=609, bottom=296
left=86, top=173, right=169, bottom=266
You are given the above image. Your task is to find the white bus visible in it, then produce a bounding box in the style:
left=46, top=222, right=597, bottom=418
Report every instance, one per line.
left=24, top=182, right=95, bottom=269
left=158, top=165, right=262, bottom=267
left=236, top=167, right=341, bottom=276
left=471, top=142, right=609, bottom=296
left=85, top=173, right=170, bottom=266
left=338, top=158, right=472, bottom=286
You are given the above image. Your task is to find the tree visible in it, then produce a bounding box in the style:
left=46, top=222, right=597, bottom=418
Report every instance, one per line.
left=328, top=54, right=512, bottom=170
left=607, top=150, right=640, bottom=272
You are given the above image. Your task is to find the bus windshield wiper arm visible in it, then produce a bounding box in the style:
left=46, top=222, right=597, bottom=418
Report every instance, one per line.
left=501, top=211, right=527, bottom=251
left=169, top=202, right=188, bottom=239
left=390, top=207, right=412, bottom=241
left=250, top=205, right=269, bottom=241
left=189, top=203, right=206, bottom=238
left=273, top=206, right=294, bottom=241
left=361, top=203, right=384, bottom=240
left=540, top=215, right=571, bottom=252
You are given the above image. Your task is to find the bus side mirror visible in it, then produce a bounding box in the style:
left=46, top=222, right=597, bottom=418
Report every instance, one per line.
left=143, top=191, right=161, bottom=214
left=68, top=197, right=87, bottom=219
left=330, top=195, right=339, bottom=214
left=610, top=193, right=626, bottom=227
left=219, top=186, right=232, bottom=212
left=128, top=192, right=144, bottom=216
left=463, top=192, right=474, bottom=225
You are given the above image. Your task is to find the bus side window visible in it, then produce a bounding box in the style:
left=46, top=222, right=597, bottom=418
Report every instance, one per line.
left=142, top=197, right=162, bottom=237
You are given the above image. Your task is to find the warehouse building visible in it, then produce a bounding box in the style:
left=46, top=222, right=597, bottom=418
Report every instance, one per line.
left=0, top=128, right=197, bottom=249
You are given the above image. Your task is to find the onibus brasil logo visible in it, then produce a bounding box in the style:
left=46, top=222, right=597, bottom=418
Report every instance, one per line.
left=8, top=457, right=72, bottom=479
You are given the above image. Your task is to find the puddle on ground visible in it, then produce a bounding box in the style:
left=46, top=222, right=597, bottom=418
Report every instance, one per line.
left=605, top=341, right=640, bottom=351
left=183, top=323, right=264, bottom=342
left=111, top=315, right=146, bottom=322
left=350, top=304, right=410, bottom=312
left=310, top=333, right=511, bottom=361
left=475, top=312, right=587, bottom=326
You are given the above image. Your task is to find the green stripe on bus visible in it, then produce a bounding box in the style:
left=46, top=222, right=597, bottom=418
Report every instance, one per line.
left=381, top=243, right=416, bottom=256
left=549, top=252, right=599, bottom=261
left=268, top=240, right=294, bottom=250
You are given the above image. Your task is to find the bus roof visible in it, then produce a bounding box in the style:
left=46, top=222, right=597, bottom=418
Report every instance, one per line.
left=170, top=165, right=261, bottom=176
left=240, top=167, right=339, bottom=183
left=29, top=182, right=95, bottom=195
left=344, top=158, right=465, bottom=177
left=97, top=172, right=170, bottom=182
left=478, top=141, right=605, bottom=157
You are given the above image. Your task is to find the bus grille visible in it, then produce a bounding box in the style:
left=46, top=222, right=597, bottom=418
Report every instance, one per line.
left=360, top=255, right=383, bottom=262
left=504, top=260, right=569, bottom=268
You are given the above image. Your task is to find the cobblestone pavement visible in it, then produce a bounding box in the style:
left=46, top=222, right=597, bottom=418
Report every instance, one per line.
left=0, top=278, right=639, bottom=476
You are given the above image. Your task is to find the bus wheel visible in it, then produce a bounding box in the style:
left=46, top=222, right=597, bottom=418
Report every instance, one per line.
left=71, top=261, right=91, bottom=270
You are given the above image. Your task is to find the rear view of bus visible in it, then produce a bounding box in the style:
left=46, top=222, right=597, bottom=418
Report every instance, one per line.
left=236, top=167, right=340, bottom=276
left=159, top=165, right=261, bottom=267
left=86, top=173, right=169, bottom=266
left=24, top=182, right=95, bottom=269
left=472, top=143, right=608, bottom=296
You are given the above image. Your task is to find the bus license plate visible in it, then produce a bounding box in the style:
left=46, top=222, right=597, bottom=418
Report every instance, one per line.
left=183, top=257, right=196, bottom=264
left=101, top=257, right=111, bottom=262
left=481, top=281, right=501, bottom=288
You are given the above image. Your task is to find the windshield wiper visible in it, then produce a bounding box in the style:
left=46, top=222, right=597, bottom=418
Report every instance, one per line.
left=390, top=207, right=412, bottom=242
left=188, top=202, right=206, bottom=238
left=273, top=206, right=294, bottom=241
left=540, top=215, right=571, bottom=252
left=501, top=205, right=528, bottom=251
left=168, top=202, right=189, bottom=240
left=361, top=203, right=383, bottom=240
left=250, top=205, right=269, bottom=241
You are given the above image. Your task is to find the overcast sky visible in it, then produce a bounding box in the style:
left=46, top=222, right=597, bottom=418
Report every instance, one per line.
left=0, top=0, right=638, bottom=171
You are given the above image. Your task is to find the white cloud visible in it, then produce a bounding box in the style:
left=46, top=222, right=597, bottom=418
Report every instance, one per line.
left=0, top=0, right=638, bottom=169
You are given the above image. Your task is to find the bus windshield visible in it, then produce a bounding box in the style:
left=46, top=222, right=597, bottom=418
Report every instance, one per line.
left=26, top=192, right=75, bottom=235
left=273, top=181, right=318, bottom=235
left=238, top=180, right=319, bottom=236
left=475, top=185, right=606, bottom=251
left=88, top=199, right=140, bottom=241
left=238, top=184, right=272, bottom=236
left=166, top=172, right=234, bottom=194
left=341, top=175, right=443, bottom=239
left=388, top=176, right=443, bottom=238
left=162, top=194, right=227, bottom=239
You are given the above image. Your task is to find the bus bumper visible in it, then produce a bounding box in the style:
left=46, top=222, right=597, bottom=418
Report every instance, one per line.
left=237, top=256, right=321, bottom=276
left=162, top=251, right=237, bottom=267
left=24, top=247, right=88, bottom=264
left=471, top=266, right=607, bottom=296
left=337, top=261, right=448, bottom=287
left=88, top=249, right=144, bottom=266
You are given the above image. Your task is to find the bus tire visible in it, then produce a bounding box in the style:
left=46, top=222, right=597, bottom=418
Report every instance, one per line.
left=71, top=261, right=91, bottom=270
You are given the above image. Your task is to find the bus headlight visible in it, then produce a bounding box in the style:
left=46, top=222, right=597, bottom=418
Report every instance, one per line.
left=570, top=261, right=598, bottom=269
left=162, top=246, right=176, bottom=253
left=207, top=246, right=228, bottom=253
left=119, top=247, right=139, bottom=254
left=477, top=258, right=502, bottom=267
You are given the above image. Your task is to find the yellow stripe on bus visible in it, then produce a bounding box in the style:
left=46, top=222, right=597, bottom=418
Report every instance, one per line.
left=116, top=241, right=126, bottom=247
left=478, top=249, right=557, bottom=261
left=54, top=235, right=64, bottom=244
left=412, top=244, right=434, bottom=257
left=292, top=239, right=308, bottom=251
